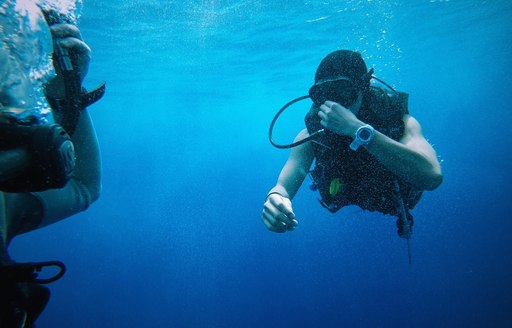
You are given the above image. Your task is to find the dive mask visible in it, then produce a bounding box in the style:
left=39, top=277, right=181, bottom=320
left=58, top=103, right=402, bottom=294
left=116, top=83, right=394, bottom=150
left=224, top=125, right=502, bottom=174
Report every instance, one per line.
left=269, top=69, right=375, bottom=149
left=309, top=77, right=361, bottom=107
left=309, top=68, right=374, bottom=107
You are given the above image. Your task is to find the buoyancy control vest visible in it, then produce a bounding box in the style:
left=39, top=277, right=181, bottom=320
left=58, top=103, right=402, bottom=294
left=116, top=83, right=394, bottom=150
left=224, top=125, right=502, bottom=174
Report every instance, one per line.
left=304, top=86, right=423, bottom=216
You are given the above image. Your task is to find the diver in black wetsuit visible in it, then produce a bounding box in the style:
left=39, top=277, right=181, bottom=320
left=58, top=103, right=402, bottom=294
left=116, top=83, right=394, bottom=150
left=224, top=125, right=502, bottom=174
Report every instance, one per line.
left=0, top=3, right=105, bottom=326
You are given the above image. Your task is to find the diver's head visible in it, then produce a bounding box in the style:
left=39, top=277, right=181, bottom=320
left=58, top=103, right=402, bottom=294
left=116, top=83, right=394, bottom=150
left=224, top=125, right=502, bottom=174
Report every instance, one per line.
left=309, top=50, right=373, bottom=109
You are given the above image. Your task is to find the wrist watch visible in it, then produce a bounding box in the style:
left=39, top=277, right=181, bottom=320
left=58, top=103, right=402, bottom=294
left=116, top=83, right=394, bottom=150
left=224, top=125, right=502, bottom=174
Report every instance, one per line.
left=349, top=124, right=375, bottom=151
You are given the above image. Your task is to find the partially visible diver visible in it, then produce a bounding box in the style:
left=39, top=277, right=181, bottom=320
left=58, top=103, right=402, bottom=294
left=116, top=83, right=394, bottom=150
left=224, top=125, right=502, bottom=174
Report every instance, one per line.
left=263, top=50, right=442, bottom=256
left=0, top=1, right=105, bottom=326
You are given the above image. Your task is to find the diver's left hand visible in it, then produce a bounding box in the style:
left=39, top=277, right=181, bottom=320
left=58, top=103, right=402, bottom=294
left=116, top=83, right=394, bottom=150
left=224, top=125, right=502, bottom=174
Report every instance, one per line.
left=318, top=100, right=364, bottom=137
left=44, top=24, right=91, bottom=98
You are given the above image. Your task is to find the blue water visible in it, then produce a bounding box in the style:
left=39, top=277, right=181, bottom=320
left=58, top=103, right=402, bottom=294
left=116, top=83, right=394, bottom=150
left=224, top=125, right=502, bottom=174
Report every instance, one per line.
left=11, top=0, right=512, bottom=327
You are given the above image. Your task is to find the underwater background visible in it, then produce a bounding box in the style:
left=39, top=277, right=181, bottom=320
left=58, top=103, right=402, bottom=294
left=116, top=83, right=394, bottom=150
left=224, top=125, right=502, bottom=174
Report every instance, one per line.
left=11, top=0, right=512, bottom=327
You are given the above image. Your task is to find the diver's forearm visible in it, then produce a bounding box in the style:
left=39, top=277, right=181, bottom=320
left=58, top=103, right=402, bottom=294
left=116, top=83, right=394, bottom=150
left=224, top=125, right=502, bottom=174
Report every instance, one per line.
left=365, top=131, right=442, bottom=190
left=27, top=111, right=101, bottom=230
left=274, top=167, right=309, bottom=200
left=68, top=110, right=101, bottom=201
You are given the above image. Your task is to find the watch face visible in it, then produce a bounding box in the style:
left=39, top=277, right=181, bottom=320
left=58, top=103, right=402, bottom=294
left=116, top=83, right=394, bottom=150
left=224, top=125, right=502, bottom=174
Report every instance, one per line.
left=358, top=128, right=372, bottom=141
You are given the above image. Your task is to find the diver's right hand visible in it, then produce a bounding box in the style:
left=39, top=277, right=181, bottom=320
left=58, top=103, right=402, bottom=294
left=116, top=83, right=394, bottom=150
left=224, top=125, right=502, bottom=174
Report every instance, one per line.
left=262, top=193, right=298, bottom=233
left=44, top=24, right=91, bottom=99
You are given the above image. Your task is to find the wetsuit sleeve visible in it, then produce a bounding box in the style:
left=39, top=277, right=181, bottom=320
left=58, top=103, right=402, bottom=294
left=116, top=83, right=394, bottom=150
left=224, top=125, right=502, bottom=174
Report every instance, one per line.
left=30, top=178, right=92, bottom=226
left=31, top=109, right=101, bottom=228
left=1, top=110, right=100, bottom=241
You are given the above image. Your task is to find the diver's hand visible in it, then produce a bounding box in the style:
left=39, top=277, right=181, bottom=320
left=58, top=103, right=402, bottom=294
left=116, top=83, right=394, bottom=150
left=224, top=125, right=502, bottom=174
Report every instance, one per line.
left=262, top=193, right=298, bottom=233
left=318, top=100, right=364, bottom=137
left=44, top=24, right=91, bottom=99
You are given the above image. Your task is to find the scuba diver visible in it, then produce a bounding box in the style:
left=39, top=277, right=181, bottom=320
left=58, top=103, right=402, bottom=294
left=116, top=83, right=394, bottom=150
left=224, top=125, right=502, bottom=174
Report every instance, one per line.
left=263, top=50, right=442, bottom=256
left=0, top=1, right=105, bottom=326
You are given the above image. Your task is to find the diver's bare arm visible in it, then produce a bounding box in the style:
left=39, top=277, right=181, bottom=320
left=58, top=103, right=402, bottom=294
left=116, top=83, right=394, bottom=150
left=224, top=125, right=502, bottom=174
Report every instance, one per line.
left=365, top=115, right=442, bottom=190
left=318, top=101, right=441, bottom=190
left=262, top=129, right=313, bottom=232
left=268, top=129, right=314, bottom=199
